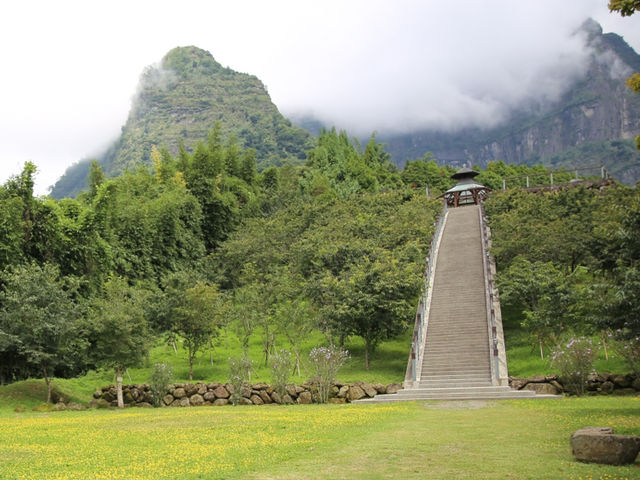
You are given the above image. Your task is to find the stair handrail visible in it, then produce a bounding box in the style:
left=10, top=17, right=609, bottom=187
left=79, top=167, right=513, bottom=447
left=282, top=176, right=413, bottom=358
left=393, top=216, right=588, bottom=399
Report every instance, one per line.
left=478, top=203, right=509, bottom=386
left=404, top=204, right=448, bottom=388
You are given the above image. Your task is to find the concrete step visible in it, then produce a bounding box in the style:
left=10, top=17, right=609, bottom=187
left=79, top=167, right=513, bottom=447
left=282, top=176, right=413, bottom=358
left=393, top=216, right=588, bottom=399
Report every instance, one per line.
left=420, top=373, right=490, bottom=381
left=353, top=389, right=548, bottom=403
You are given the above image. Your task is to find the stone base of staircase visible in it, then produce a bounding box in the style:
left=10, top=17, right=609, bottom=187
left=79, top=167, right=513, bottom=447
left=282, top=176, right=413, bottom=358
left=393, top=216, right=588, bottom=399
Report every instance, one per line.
left=353, top=376, right=561, bottom=403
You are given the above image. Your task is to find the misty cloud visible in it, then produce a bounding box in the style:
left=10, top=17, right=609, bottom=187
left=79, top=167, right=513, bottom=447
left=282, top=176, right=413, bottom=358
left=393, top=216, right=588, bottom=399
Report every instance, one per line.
left=0, top=0, right=638, bottom=194
left=273, top=2, right=598, bottom=135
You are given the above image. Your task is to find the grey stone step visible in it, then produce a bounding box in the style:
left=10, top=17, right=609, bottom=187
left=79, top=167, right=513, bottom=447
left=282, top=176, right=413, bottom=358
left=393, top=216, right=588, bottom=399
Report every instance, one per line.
left=353, top=389, right=546, bottom=403
left=420, top=373, right=490, bottom=380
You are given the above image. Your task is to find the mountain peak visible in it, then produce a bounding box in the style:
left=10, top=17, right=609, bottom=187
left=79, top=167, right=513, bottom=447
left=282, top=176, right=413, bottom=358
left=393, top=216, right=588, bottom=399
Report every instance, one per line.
left=160, top=46, right=223, bottom=78
left=578, top=18, right=603, bottom=41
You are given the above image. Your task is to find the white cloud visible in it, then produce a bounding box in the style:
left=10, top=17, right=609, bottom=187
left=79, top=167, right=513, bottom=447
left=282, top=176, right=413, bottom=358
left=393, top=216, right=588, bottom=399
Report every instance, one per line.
left=0, top=0, right=638, bottom=194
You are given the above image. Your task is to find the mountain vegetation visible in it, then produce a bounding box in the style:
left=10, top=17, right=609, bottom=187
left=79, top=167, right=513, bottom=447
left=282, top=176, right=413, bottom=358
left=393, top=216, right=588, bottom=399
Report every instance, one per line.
left=2, top=120, right=639, bottom=405
left=51, top=46, right=314, bottom=198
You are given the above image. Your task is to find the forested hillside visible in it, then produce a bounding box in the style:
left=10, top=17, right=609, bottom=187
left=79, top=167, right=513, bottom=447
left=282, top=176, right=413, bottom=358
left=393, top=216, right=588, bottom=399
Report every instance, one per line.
left=2, top=127, right=639, bottom=402
left=486, top=183, right=640, bottom=361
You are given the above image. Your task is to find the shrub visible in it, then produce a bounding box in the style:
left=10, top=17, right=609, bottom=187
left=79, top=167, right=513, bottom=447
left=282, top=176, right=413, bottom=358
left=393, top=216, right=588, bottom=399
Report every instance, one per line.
left=228, top=356, right=254, bottom=406
left=308, top=345, right=349, bottom=403
left=550, top=337, right=597, bottom=395
left=270, top=349, right=293, bottom=398
left=612, top=334, right=640, bottom=376
left=149, top=363, right=173, bottom=407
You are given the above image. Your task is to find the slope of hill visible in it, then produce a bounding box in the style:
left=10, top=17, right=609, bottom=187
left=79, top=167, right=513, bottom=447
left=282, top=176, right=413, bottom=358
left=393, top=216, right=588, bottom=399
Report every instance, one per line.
left=376, top=19, right=640, bottom=184
left=51, top=46, right=314, bottom=198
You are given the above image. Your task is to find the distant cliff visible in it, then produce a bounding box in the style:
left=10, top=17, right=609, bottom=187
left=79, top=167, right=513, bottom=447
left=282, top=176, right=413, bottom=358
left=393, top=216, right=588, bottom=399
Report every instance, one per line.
left=377, top=20, right=640, bottom=184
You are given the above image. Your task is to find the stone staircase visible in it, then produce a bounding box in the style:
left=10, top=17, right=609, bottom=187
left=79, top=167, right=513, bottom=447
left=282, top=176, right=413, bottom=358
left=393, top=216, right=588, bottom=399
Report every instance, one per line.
left=355, top=205, right=543, bottom=403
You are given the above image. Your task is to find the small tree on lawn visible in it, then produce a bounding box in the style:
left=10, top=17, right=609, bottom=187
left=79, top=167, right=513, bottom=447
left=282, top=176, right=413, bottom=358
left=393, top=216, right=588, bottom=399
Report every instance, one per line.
left=316, top=249, right=418, bottom=370
left=173, top=281, right=224, bottom=380
left=89, top=277, right=150, bottom=408
left=0, top=263, right=86, bottom=403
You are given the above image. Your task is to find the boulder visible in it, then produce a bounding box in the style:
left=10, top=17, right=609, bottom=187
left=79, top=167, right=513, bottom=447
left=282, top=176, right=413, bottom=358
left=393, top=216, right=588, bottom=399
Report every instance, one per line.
left=510, top=378, right=527, bottom=390
left=270, top=392, right=282, bottom=404
left=328, top=397, right=347, bottom=404
left=600, top=381, right=615, bottom=394
left=347, top=385, right=366, bottom=401
left=213, top=386, right=230, bottom=399
left=337, top=385, right=349, bottom=398
left=54, top=402, right=67, bottom=411
left=523, top=383, right=559, bottom=395
left=298, top=391, right=313, bottom=404
left=250, top=394, right=264, bottom=406
left=184, top=384, right=198, bottom=396
left=550, top=380, right=564, bottom=393
left=173, top=388, right=187, bottom=399
left=197, top=384, right=207, bottom=395
left=613, top=375, right=631, bottom=388
left=203, top=391, right=216, bottom=402
left=93, top=390, right=102, bottom=399
left=190, top=394, right=204, bottom=406
left=163, top=394, right=174, bottom=406
left=373, top=383, right=387, bottom=394
left=571, top=427, right=640, bottom=465
left=237, top=397, right=253, bottom=405
left=282, top=394, right=294, bottom=404
left=286, top=384, right=297, bottom=398
left=360, top=383, right=378, bottom=398
left=178, top=397, right=191, bottom=407
left=386, top=383, right=402, bottom=394
left=632, top=377, right=640, bottom=391
left=136, top=402, right=153, bottom=408
left=213, top=398, right=229, bottom=406
left=258, top=390, right=272, bottom=404
left=67, top=402, right=85, bottom=411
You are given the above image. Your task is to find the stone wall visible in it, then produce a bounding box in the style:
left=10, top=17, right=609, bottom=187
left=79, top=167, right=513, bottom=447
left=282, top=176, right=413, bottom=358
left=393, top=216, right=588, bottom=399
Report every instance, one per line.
left=92, top=381, right=404, bottom=408
left=510, top=373, right=640, bottom=396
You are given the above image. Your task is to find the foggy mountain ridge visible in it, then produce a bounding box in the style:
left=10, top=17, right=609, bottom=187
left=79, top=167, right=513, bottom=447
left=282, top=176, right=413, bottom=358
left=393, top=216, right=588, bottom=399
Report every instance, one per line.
left=51, top=19, right=640, bottom=197
left=292, top=18, right=640, bottom=184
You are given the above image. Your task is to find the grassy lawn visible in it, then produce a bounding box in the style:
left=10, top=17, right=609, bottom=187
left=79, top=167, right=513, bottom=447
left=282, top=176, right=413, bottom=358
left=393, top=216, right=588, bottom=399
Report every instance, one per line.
left=1, top=397, right=639, bottom=479
left=0, top=329, right=413, bottom=409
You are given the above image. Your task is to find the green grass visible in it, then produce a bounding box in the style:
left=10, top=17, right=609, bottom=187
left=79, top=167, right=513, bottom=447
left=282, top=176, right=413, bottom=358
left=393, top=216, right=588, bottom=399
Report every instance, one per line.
left=1, top=309, right=635, bottom=409
left=502, top=308, right=629, bottom=378
left=0, top=329, right=412, bottom=409
left=1, top=397, right=639, bottom=479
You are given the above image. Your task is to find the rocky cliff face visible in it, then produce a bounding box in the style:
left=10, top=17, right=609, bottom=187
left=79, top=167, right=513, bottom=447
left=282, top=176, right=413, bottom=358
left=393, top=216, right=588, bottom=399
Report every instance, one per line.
left=381, top=20, right=640, bottom=184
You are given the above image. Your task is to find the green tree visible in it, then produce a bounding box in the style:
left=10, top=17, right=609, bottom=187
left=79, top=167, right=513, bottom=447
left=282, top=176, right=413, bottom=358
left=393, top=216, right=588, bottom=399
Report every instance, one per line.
left=87, top=160, right=105, bottom=200
left=316, top=247, right=420, bottom=370
left=173, top=281, right=224, bottom=380
left=89, top=277, right=150, bottom=408
left=498, top=257, right=574, bottom=358
left=609, top=0, right=640, bottom=16
left=0, top=263, right=85, bottom=403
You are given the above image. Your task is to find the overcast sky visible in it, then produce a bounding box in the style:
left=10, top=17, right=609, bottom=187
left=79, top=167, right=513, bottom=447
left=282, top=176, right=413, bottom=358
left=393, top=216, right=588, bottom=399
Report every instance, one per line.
left=1, top=1, right=639, bottom=195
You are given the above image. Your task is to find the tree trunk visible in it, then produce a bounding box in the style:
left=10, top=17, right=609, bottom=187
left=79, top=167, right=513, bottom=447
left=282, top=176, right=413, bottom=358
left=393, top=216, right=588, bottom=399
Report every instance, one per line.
left=189, top=355, right=194, bottom=381
left=116, top=366, right=124, bottom=409
left=294, top=350, right=301, bottom=377
left=539, top=339, right=544, bottom=360
left=42, top=365, right=52, bottom=404
left=365, top=338, right=371, bottom=371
